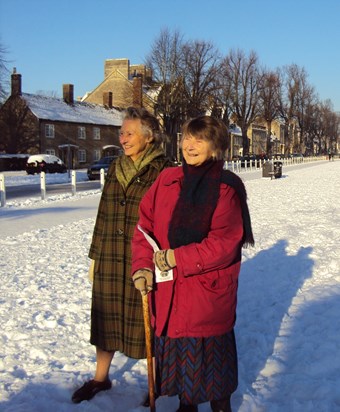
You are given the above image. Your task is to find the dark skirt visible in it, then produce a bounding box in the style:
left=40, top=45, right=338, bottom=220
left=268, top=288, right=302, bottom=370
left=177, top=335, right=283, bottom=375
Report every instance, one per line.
left=155, top=330, right=238, bottom=405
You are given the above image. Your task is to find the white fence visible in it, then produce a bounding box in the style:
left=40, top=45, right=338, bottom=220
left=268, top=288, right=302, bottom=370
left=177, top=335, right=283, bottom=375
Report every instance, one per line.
left=225, top=155, right=327, bottom=173
left=0, top=169, right=106, bottom=207
left=0, top=157, right=330, bottom=207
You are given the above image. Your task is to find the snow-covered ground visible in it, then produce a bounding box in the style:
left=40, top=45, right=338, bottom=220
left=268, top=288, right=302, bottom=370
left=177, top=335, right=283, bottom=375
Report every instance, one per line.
left=0, top=159, right=339, bottom=412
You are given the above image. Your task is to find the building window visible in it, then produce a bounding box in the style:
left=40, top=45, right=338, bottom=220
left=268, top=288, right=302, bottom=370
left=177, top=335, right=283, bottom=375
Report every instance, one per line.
left=93, top=127, right=100, bottom=140
left=46, top=149, right=56, bottom=155
left=78, top=126, right=86, bottom=140
left=78, top=149, right=86, bottom=163
left=45, top=124, right=55, bottom=138
left=94, top=149, right=101, bottom=161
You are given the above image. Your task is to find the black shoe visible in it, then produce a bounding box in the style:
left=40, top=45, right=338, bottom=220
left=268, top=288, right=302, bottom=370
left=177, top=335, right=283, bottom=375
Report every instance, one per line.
left=210, top=396, right=232, bottom=412
left=176, top=402, right=198, bottom=412
left=71, top=378, right=112, bottom=403
left=142, top=392, right=159, bottom=407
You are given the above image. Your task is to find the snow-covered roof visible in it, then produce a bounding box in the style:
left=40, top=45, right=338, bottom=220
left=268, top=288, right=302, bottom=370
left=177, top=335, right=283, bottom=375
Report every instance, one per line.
left=23, top=93, right=123, bottom=126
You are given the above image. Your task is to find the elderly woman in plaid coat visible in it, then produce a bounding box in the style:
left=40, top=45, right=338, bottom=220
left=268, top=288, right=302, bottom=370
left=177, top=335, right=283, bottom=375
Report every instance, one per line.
left=72, top=107, right=171, bottom=404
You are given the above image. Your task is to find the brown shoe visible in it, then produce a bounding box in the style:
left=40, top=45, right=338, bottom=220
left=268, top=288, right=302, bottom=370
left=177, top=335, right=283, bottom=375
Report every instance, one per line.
left=71, top=378, right=112, bottom=403
left=176, top=402, right=198, bottom=412
left=210, top=396, right=232, bottom=412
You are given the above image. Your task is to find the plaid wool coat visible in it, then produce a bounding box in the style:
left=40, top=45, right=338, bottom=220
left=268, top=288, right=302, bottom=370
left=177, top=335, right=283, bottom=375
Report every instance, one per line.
left=89, top=155, right=171, bottom=358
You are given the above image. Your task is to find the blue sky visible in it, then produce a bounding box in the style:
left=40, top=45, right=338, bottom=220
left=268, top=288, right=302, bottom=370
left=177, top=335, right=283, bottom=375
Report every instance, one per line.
left=1, top=0, right=339, bottom=111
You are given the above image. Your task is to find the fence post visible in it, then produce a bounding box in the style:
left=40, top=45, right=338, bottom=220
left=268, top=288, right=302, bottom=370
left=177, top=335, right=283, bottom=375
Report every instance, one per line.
left=0, top=174, right=6, bottom=207
left=71, top=170, right=76, bottom=196
left=40, top=172, right=46, bottom=200
left=100, top=169, right=105, bottom=191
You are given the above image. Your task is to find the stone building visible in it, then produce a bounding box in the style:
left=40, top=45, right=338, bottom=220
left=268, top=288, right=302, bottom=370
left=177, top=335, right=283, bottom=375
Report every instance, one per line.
left=81, top=58, right=155, bottom=112
left=0, top=70, right=123, bottom=168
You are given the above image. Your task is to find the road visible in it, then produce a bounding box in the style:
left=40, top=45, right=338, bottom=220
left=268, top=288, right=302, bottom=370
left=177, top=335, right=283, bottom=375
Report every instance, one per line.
left=5, top=180, right=102, bottom=200
left=2, top=159, right=330, bottom=202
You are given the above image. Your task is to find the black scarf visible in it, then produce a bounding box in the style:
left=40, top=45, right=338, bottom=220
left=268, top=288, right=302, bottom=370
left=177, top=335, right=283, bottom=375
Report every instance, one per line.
left=221, top=169, right=255, bottom=248
left=168, top=159, right=254, bottom=249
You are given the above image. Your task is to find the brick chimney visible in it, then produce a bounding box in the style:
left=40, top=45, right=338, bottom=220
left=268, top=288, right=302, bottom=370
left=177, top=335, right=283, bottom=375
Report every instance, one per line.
left=132, top=76, right=142, bottom=108
left=11, top=67, right=22, bottom=96
left=103, top=91, right=113, bottom=108
left=63, top=84, right=74, bottom=104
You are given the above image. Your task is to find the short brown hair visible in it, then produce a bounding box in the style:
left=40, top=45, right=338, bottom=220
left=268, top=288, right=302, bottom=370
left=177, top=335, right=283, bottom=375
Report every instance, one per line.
left=181, top=115, right=229, bottom=160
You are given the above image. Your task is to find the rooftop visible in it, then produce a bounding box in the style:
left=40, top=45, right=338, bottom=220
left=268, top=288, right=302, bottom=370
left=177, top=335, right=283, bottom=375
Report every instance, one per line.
left=23, top=93, right=123, bottom=126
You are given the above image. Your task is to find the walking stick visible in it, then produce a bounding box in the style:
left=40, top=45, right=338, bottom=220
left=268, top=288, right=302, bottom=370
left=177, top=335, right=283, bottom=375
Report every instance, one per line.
left=142, top=293, right=156, bottom=412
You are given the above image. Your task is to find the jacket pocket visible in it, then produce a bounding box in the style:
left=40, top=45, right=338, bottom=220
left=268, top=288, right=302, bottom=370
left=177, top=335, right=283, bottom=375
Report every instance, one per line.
left=198, top=266, right=238, bottom=292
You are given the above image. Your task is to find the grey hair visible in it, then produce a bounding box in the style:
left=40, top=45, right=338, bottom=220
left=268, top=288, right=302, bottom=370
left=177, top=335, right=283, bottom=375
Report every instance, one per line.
left=123, top=107, right=162, bottom=146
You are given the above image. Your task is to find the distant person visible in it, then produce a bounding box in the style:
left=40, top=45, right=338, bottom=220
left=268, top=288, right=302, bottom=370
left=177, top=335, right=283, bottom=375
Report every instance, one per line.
left=71, top=107, right=172, bottom=404
left=328, top=149, right=334, bottom=161
left=132, top=115, right=254, bottom=412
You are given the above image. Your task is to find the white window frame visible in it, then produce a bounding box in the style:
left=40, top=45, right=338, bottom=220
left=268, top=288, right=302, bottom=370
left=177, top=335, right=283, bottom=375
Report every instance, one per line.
left=93, top=127, right=101, bottom=140
left=94, top=149, right=101, bottom=161
left=78, top=126, right=86, bottom=140
left=45, top=124, right=55, bottom=139
left=45, top=149, right=56, bottom=156
left=78, top=149, right=86, bottom=163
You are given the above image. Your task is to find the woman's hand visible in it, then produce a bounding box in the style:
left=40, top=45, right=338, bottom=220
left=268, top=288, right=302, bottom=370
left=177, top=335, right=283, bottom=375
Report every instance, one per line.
left=154, top=249, right=176, bottom=271
left=132, top=269, right=154, bottom=295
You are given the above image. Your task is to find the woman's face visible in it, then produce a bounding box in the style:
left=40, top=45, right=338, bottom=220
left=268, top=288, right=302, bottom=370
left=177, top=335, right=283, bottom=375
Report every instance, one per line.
left=181, top=134, right=214, bottom=166
left=119, top=119, right=152, bottom=161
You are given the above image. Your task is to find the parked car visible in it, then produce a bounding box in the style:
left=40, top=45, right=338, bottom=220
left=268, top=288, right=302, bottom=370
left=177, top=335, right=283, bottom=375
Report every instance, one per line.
left=240, top=154, right=257, bottom=167
left=26, top=154, right=67, bottom=174
left=270, top=153, right=285, bottom=160
left=87, top=156, right=117, bottom=180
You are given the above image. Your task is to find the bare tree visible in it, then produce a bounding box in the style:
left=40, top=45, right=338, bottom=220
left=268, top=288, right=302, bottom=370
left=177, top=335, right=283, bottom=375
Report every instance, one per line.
left=294, top=68, right=316, bottom=152
left=303, top=100, right=322, bottom=155
left=0, top=42, right=10, bottom=103
left=259, top=69, right=281, bottom=154
left=211, top=60, right=233, bottom=124
left=277, top=64, right=300, bottom=155
left=0, top=97, right=39, bottom=153
left=222, top=49, right=263, bottom=154
left=319, top=100, right=339, bottom=154
left=181, top=40, right=222, bottom=118
left=145, top=28, right=185, bottom=143
left=276, top=64, right=316, bottom=154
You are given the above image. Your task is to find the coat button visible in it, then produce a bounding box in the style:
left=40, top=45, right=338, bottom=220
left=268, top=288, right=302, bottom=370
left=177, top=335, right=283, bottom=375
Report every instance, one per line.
left=120, top=200, right=126, bottom=206
left=117, top=229, right=124, bottom=235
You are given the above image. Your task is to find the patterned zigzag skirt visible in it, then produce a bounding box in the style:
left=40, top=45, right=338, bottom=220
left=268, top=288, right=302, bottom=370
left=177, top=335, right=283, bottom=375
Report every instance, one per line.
left=154, top=330, right=238, bottom=405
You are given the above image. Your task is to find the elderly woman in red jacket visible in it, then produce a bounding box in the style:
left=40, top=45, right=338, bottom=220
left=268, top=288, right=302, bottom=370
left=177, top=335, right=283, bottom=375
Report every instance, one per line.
left=132, top=115, right=254, bottom=412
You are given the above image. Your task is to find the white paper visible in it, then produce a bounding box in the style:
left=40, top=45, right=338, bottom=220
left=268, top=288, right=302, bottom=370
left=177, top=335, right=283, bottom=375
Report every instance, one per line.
left=137, top=225, right=173, bottom=283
